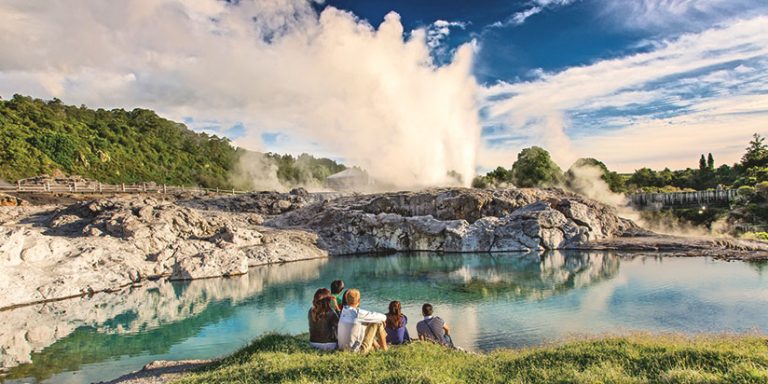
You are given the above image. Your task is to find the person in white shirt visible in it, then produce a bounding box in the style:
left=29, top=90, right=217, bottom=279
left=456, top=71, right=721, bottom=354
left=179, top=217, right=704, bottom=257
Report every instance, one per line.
left=336, top=288, right=389, bottom=352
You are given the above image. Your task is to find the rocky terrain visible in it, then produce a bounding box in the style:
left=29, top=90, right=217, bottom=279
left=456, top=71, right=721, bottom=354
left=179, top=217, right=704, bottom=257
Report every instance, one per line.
left=268, top=188, right=644, bottom=254
left=1, top=187, right=767, bottom=313
left=0, top=190, right=326, bottom=310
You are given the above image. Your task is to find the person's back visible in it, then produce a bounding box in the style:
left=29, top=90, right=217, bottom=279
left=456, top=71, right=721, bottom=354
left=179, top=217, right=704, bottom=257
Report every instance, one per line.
left=308, top=306, right=338, bottom=346
left=336, top=289, right=388, bottom=352
left=385, top=300, right=410, bottom=345
left=308, top=289, right=339, bottom=351
left=416, top=303, right=449, bottom=346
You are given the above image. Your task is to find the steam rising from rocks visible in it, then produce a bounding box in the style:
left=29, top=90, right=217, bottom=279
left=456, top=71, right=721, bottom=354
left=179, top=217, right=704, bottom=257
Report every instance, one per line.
left=0, top=0, right=481, bottom=188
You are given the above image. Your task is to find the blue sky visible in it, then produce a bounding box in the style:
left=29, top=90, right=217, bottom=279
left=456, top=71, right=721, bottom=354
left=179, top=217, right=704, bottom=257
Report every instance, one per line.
left=257, top=0, right=768, bottom=171
left=0, top=0, right=767, bottom=184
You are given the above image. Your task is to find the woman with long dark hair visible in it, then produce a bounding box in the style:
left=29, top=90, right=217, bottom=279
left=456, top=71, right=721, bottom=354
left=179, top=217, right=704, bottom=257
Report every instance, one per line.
left=384, top=300, right=410, bottom=345
left=308, top=288, right=339, bottom=351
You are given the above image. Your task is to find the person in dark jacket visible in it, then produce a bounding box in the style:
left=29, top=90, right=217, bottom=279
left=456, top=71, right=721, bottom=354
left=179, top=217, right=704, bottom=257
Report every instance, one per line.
left=308, top=288, right=339, bottom=351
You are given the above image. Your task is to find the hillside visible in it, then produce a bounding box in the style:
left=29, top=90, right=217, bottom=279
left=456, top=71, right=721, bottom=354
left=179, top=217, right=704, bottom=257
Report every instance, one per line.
left=0, top=95, right=344, bottom=189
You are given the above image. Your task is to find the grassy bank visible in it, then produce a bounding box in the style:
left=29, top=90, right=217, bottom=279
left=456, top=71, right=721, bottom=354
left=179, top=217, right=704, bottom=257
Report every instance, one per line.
left=175, top=333, right=768, bottom=384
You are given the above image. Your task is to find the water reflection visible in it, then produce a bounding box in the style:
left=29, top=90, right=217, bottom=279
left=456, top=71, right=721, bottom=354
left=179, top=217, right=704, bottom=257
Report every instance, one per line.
left=2, top=251, right=767, bottom=384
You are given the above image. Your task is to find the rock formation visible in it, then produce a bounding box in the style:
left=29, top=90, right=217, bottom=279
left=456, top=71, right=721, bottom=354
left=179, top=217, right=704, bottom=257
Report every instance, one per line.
left=0, top=195, right=326, bottom=310
left=266, top=188, right=639, bottom=255
left=1, top=187, right=766, bottom=313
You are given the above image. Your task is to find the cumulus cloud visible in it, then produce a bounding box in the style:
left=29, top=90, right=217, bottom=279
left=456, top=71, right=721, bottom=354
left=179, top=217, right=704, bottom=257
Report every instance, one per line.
left=0, top=0, right=481, bottom=188
left=481, top=16, right=768, bottom=171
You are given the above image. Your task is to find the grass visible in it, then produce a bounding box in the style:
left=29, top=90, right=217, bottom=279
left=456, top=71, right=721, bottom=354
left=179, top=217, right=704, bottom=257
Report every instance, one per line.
left=174, top=333, right=768, bottom=384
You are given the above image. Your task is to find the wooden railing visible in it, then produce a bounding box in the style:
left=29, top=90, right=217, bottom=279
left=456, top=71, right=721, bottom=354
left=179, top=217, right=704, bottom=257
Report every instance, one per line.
left=629, top=189, right=738, bottom=209
left=0, top=182, right=253, bottom=195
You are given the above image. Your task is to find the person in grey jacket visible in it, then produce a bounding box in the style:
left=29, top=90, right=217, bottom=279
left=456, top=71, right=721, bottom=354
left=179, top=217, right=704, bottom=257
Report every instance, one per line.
left=336, top=289, right=388, bottom=352
left=416, top=303, right=452, bottom=346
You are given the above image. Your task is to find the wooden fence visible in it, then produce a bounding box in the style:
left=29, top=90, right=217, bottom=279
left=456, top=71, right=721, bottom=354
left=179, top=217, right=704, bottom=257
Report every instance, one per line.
left=0, top=182, right=252, bottom=196
left=629, top=189, right=738, bottom=209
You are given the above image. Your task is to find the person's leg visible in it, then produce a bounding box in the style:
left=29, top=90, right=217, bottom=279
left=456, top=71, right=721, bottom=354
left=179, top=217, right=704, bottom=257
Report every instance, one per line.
left=376, top=323, right=388, bottom=351
left=360, top=323, right=388, bottom=352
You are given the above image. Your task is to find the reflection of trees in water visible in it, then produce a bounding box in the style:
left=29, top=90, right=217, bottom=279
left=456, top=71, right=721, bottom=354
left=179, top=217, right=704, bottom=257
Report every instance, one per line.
left=309, top=251, right=620, bottom=305
left=747, top=260, right=768, bottom=276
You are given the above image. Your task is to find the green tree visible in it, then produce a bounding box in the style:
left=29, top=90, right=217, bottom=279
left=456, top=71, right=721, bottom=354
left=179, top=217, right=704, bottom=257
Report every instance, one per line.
left=629, top=167, right=663, bottom=189
left=707, top=153, right=714, bottom=170
left=511, top=146, right=564, bottom=187
left=742, top=133, right=768, bottom=169
left=699, top=154, right=707, bottom=171
left=486, top=166, right=513, bottom=184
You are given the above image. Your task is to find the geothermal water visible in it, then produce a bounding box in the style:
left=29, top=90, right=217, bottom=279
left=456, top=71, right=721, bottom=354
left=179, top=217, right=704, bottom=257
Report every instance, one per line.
left=2, top=251, right=768, bottom=384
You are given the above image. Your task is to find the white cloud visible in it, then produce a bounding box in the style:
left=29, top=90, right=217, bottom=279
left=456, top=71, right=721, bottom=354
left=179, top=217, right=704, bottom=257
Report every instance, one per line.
left=480, top=16, right=768, bottom=172
left=0, top=0, right=481, bottom=188
left=489, top=0, right=576, bottom=28
left=599, top=0, right=768, bottom=30
left=426, top=19, right=468, bottom=57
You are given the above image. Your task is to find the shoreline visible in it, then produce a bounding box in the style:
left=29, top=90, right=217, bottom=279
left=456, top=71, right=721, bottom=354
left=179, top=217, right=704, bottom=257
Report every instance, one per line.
left=3, top=246, right=765, bottom=312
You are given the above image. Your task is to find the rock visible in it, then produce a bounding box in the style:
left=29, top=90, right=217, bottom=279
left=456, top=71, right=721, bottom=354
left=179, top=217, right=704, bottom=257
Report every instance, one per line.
left=275, top=200, right=292, bottom=211
left=170, top=249, right=249, bottom=280
left=267, top=188, right=633, bottom=255
left=0, top=195, right=328, bottom=309
left=0, top=193, right=29, bottom=207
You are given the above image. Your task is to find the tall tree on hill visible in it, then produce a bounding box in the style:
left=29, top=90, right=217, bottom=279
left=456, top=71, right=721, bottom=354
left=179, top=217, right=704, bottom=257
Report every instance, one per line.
left=742, top=133, right=768, bottom=168
left=707, top=153, right=714, bottom=170
left=511, top=146, right=564, bottom=187
left=699, top=154, right=707, bottom=171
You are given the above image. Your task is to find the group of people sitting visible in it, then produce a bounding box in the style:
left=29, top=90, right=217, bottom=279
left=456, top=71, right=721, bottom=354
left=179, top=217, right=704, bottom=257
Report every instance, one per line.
left=308, top=280, right=453, bottom=352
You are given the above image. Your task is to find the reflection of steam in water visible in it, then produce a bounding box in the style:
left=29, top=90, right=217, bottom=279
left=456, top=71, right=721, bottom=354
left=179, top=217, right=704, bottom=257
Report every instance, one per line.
left=0, top=258, right=327, bottom=374
left=438, top=251, right=619, bottom=301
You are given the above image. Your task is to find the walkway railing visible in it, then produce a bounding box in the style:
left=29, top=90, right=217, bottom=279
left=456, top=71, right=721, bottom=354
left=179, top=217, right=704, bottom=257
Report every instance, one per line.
left=0, top=182, right=252, bottom=195
left=629, top=189, right=738, bottom=209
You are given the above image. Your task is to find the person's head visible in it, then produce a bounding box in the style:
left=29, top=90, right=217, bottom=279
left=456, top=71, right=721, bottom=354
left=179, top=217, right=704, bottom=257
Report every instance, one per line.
left=313, top=288, right=331, bottom=306
left=345, top=288, right=361, bottom=307
left=330, top=280, right=345, bottom=294
left=422, top=303, right=433, bottom=317
left=388, top=301, right=402, bottom=316
left=311, top=297, right=334, bottom=322
left=386, top=301, right=404, bottom=329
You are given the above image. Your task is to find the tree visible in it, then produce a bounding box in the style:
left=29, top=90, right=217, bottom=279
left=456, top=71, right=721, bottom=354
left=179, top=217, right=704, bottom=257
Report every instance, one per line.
left=699, top=154, right=707, bottom=171
left=629, top=168, right=663, bottom=189
left=742, top=133, right=768, bottom=169
left=486, top=166, right=513, bottom=184
left=565, top=158, right=625, bottom=193
left=707, top=153, right=714, bottom=170
left=511, top=146, right=564, bottom=187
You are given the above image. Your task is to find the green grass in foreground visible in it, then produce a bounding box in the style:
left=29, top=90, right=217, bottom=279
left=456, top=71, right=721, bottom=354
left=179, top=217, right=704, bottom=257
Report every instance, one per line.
left=175, top=334, right=768, bottom=384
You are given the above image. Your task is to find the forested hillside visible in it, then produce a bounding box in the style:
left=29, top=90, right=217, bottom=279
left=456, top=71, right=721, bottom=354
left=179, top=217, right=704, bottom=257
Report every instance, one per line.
left=0, top=95, right=344, bottom=189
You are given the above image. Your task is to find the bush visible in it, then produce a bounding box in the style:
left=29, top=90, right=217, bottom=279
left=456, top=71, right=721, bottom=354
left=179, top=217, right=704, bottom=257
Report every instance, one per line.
left=738, top=185, right=756, bottom=199
left=740, top=232, right=768, bottom=242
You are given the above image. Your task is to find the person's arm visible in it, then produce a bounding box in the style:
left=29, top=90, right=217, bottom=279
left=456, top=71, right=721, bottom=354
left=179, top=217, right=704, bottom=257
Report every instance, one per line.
left=443, top=323, right=450, bottom=335
left=357, top=309, right=386, bottom=324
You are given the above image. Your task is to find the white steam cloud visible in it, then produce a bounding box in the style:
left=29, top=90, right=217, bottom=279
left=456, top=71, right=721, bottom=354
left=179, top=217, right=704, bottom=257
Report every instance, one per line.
left=0, top=0, right=481, bottom=188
